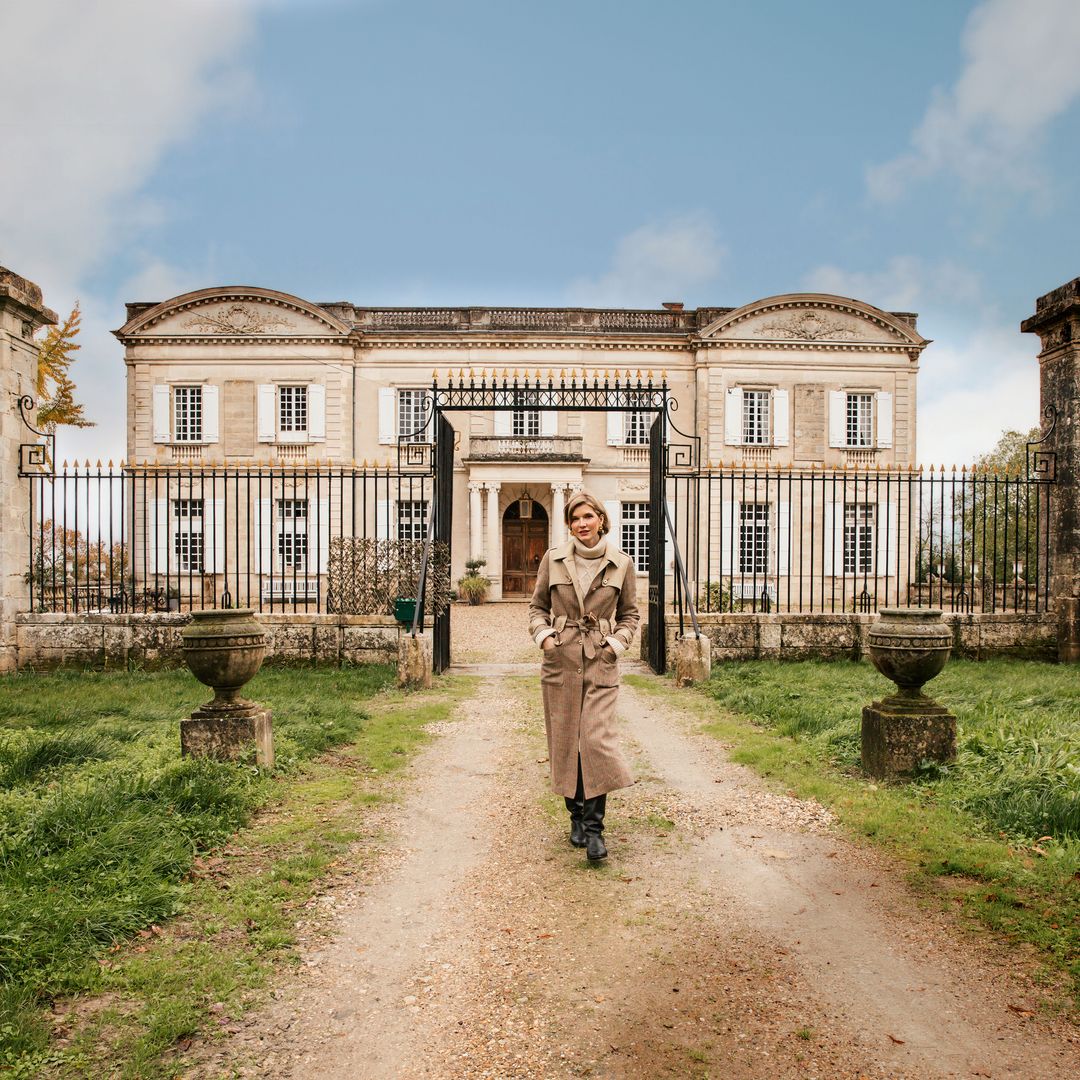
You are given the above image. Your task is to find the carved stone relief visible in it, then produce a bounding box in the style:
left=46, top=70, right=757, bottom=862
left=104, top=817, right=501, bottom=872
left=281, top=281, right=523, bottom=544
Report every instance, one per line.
left=755, top=311, right=859, bottom=341
left=181, top=303, right=296, bottom=335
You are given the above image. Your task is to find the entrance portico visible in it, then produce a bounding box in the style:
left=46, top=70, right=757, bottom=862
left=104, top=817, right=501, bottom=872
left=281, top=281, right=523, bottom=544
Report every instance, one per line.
left=463, top=465, right=583, bottom=599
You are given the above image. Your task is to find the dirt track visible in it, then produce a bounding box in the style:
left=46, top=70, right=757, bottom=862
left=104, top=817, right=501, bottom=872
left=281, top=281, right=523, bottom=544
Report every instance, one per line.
left=192, top=604, right=1079, bottom=1079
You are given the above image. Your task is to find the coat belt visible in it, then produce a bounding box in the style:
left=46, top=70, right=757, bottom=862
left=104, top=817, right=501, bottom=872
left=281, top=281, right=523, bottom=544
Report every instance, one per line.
left=561, top=614, right=612, bottom=659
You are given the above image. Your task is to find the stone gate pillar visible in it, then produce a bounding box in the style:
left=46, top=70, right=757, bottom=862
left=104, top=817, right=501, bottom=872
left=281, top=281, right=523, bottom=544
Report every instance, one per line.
left=1022, top=278, right=1080, bottom=662
left=0, top=269, right=58, bottom=672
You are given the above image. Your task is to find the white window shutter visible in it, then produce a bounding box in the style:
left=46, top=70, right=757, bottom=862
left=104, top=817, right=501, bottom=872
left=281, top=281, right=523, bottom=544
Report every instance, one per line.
left=309, top=384, right=326, bottom=442
left=823, top=500, right=838, bottom=577
left=777, top=500, right=791, bottom=576
left=315, top=497, right=331, bottom=570
left=881, top=497, right=899, bottom=579
left=875, top=391, right=893, bottom=449
left=603, top=500, right=620, bottom=549
left=606, top=410, right=623, bottom=446
left=376, top=500, right=391, bottom=540
left=206, top=498, right=225, bottom=573
left=720, top=500, right=735, bottom=574
left=725, top=388, right=743, bottom=446
left=201, top=385, right=219, bottom=444
left=257, top=384, right=276, bottom=443
left=540, top=411, right=557, bottom=437
left=772, top=389, right=789, bottom=447
left=378, top=387, right=396, bottom=444
left=149, top=498, right=170, bottom=574
left=828, top=391, right=847, bottom=448
left=153, top=386, right=170, bottom=443
left=256, top=500, right=273, bottom=575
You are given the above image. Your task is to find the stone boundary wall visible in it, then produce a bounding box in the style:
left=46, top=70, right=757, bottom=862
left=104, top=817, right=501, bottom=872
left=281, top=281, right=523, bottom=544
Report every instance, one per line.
left=663, top=611, right=1057, bottom=663
left=14, top=613, right=402, bottom=670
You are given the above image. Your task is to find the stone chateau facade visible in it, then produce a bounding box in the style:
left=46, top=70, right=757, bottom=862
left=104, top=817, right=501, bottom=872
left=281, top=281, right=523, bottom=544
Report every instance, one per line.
left=116, top=288, right=928, bottom=599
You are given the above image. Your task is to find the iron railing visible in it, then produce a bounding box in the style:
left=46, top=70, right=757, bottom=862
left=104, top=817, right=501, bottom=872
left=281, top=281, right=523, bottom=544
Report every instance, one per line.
left=27, top=464, right=435, bottom=614
left=667, top=465, right=1053, bottom=617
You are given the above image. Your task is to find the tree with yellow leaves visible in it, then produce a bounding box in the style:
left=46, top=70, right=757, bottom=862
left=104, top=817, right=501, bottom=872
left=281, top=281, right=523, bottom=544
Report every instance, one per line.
left=36, top=303, right=94, bottom=430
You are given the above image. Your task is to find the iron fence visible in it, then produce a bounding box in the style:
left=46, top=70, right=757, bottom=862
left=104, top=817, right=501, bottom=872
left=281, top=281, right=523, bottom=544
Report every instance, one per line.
left=666, top=465, right=1052, bottom=622
left=27, top=464, right=435, bottom=615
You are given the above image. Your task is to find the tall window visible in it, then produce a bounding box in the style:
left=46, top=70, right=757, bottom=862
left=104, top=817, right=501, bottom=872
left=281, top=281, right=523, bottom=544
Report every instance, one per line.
left=621, top=502, right=650, bottom=573
left=398, top=389, right=429, bottom=443
left=843, top=503, right=875, bottom=575
left=846, top=393, right=873, bottom=448
left=173, top=386, right=203, bottom=443
left=277, top=499, right=308, bottom=570
left=398, top=500, right=428, bottom=542
left=511, top=390, right=540, bottom=437
left=739, top=503, right=770, bottom=575
left=279, top=386, right=308, bottom=437
left=624, top=391, right=650, bottom=445
left=742, top=390, right=770, bottom=445
left=173, top=498, right=204, bottom=572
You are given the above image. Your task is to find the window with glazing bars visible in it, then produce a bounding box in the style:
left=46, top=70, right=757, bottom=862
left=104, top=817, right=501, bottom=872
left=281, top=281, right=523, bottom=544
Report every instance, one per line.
left=843, top=503, right=875, bottom=575
left=738, top=503, right=770, bottom=575
left=621, top=502, right=650, bottom=573
left=511, top=390, right=540, bottom=437
left=173, top=498, right=204, bottom=572
left=624, top=392, right=650, bottom=445
left=846, top=393, right=873, bottom=447
left=277, top=498, right=308, bottom=569
left=742, top=390, right=770, bottom=445
left=173, top=386, right=203, bottom=443
left=398, top=389, right=429, bottom=443
left=279, top=385, right=308, bottom=435
left=398, top=500, right=428, bottom=542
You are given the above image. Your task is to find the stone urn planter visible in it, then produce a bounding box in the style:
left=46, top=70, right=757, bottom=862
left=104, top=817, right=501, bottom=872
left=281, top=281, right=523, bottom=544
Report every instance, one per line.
left=861, top=608, right=956, bottom=779
left=180, top=608, right=273, bottom=768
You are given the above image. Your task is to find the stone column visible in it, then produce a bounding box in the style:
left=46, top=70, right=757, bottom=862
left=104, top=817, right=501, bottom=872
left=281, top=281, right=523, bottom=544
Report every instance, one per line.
left=0, top=269, right=58, bottom=673
left=551, top=482, right=567, bottom=546
left=485, top=482, right=502, bottom=600
left=1022, top=279, right=1080, bottom=662
left=468, top=481, right=484, bottom=562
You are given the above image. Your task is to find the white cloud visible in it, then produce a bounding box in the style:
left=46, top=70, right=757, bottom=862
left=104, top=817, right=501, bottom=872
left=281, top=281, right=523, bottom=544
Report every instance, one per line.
left=867, top=0, right=1080, bottom=200
left=568, top=215, right=726, bottom=307
left=0, top=0, right=261, bottom=292
left=805, top=256, right=983, bottom=313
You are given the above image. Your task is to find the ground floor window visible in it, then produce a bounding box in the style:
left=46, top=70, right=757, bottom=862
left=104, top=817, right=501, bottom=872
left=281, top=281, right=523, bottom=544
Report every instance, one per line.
left=398, top=500, right=428, bottom=542
left=173, top=498, right=204, bottom=572
left=621, top=502, right=649, bottom=572
left=844, top=503, right=875, bottom=575
left=739, top=502, right=770, bottom=575
left=277, top=498, right=308, bottom=570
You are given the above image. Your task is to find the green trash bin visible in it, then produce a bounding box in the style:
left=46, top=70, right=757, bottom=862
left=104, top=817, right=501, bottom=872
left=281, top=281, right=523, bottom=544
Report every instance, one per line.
left=394, top=597, right=418, bottom=626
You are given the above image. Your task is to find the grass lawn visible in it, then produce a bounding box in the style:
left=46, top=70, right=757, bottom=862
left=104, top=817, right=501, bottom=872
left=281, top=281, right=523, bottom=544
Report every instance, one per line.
left=630, top=659, right=1080, bottom=1007
left=0, top=665, right=474, bottom=1077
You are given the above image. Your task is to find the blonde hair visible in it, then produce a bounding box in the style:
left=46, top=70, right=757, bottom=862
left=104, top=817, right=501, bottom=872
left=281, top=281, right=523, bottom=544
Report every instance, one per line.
left=564, top=491, right=609, bottom=536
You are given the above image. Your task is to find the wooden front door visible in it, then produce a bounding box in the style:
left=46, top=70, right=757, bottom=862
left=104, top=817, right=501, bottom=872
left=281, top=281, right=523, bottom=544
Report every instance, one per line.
left=502, top=521, right=549, bottom=596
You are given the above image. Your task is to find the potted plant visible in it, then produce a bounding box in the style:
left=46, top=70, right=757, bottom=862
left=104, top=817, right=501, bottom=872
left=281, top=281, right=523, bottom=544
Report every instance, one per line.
left=457, top=558, right=490, bottom=605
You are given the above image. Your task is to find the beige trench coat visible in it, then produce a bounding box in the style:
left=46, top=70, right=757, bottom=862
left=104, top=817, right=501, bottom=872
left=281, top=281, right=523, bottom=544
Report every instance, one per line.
left=528, top=541, right=640, bottom=799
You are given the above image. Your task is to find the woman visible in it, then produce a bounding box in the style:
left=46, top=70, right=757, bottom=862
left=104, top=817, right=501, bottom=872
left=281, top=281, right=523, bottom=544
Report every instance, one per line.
left=528, top=491, right=640, bottom=862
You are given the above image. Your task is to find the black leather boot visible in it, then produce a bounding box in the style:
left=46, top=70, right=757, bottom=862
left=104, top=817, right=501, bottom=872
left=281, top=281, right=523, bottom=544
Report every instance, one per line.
left=583, top=793, right=608, bottom=862
left=565, top=795, right=586, bottom=847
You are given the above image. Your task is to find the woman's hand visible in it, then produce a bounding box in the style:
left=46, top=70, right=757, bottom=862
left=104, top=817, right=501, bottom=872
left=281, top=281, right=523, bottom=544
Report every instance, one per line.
left=541, top=636, right=557, bottom=652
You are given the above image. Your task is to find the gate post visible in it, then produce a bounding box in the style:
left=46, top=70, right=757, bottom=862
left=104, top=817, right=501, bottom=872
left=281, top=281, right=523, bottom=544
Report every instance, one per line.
left=1022, top=278, right=1080, bottom=662
left=0, top=269, right=57, bottom=672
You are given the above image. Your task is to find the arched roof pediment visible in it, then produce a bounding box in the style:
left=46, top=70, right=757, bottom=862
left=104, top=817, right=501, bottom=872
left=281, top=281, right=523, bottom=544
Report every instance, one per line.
left=697, top=293, right=929, bottom=350
left=115, top=286, right=351, bottom=341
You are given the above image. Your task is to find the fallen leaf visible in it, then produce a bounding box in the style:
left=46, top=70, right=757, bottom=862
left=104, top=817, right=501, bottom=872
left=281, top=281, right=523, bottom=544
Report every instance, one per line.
left=887, top=1033, right=905, bottom=1044
left=763, top=849, right=793, bottom=860
left=536, top=933, right=554, bottom=940
left=1007, top=1003, right=1035, bottom=1017
left=594, top=995, right=606, bottom=1003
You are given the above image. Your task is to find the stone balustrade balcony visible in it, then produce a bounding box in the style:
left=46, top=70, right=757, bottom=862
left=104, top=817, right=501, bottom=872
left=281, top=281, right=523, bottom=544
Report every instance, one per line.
left=465, top=435, right=585, bottom=462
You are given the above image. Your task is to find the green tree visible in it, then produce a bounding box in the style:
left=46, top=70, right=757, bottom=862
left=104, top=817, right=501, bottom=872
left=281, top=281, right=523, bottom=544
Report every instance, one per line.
left=36, top=304, right=94, bottom=430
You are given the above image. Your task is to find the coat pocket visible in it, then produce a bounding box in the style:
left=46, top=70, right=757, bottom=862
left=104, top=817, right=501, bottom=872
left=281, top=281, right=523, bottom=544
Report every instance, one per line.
left=591, top=648, right=620, bottom=688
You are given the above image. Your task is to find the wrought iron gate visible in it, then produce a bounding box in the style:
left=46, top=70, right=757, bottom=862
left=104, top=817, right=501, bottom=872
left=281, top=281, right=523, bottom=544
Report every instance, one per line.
left=431, top=412, right=454, bottom=674
left=648, top=414, right=666, bottom=674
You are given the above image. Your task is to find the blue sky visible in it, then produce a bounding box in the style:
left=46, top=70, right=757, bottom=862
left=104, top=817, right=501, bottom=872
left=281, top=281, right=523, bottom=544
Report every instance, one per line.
left=4, top=0, right=1080, bottom=466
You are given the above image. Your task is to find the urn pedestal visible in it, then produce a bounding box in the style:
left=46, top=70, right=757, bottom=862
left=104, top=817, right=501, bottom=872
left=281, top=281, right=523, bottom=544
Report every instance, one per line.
left=180, top=609, right=273, bottom=768
left=862, top=608, right=956, bottom=779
